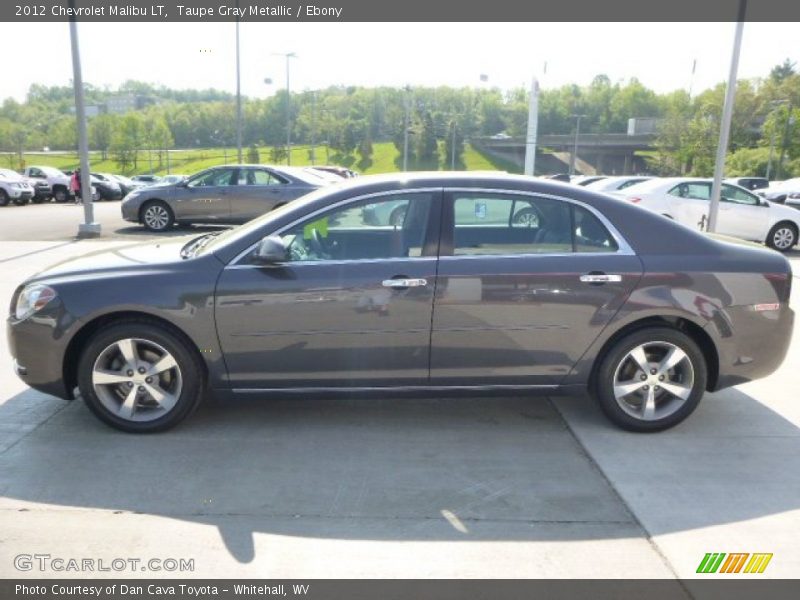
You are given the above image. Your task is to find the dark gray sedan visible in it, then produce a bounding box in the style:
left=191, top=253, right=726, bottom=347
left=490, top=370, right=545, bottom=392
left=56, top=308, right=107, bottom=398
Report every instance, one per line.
left=121, top=164, right=329, bottom=231
left=8, top=173, right=794, bottom=433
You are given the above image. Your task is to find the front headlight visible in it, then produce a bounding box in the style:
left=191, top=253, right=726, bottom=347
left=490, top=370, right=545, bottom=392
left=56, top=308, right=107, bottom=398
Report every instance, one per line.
left=15, top=284, right=57, bottom=321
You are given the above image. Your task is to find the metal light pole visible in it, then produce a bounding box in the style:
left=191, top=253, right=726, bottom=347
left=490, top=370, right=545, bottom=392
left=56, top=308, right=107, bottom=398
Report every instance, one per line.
left=524, top=77, right=539, bottom=176
left=235, top=4, right=242, bottom=163
left=450, top=119, right=457, bottom=170
left=708, top=0, right=746, bottom=233
left=68, top=1, right=99, bottom=238
left=569, top=114, right=586, bottom=176
left=273, top=52, right=297, bottom=165
left=311, top=90, right=317, bottom=165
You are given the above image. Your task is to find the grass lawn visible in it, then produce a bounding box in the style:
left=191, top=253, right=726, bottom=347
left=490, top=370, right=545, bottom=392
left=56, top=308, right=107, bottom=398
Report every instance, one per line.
left=5, top=141, right=512, bottom=177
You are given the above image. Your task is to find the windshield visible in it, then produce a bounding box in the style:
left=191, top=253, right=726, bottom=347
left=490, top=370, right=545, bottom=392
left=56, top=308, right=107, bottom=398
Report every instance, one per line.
left=41, top=167, right=65, bottom=177
left=201, top=186, right=337, bottom=255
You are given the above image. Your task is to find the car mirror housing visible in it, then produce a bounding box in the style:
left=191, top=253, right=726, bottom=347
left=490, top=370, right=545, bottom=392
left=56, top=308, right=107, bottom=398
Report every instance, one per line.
left=253, top=235, right=288, bottom=264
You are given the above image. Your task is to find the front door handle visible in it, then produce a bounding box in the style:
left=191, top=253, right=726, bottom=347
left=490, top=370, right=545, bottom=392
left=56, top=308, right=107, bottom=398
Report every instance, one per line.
left=579, top=273, right=622, bottom=284
left=382, top=278, right=428, bottom=288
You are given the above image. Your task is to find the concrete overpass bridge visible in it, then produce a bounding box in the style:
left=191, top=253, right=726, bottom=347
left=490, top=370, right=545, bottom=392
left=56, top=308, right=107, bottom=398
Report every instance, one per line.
left=473, top=133, right=657, bottom=175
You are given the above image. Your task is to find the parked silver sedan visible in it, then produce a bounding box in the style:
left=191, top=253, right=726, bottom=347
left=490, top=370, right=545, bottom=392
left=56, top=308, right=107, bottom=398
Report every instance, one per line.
left=121, top=165, right=331, bottom=231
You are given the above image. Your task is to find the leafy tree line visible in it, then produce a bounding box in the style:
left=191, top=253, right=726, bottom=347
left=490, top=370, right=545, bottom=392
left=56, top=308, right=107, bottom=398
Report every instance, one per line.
left=1, top=60, right=798, bottom=177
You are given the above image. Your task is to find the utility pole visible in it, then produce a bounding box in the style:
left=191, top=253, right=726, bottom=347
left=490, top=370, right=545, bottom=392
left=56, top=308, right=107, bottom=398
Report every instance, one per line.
left=569, top=114, right=586, bottom=176
left=775, top=102, right=795, bottom=181
left=524, top=77, right=539, bottom=176
left=450, top=118, right=457, bottom=170
left=235, top=3, right=243, bottom=163
left=708, top=0, right=746, bottom=233
left=311, top=91, right=317, bottom=165
left=403, top=86, right=411, bottom=171
left=68, top=0, right=99, bottom=238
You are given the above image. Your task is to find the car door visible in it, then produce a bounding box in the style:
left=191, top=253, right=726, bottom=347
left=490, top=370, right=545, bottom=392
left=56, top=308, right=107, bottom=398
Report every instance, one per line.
left=430, top=190, right=642, bottom=386
left=666, top=181, right=712, bottom=231
left=229, top=167, right=289, bottom=223
left=175, top=167, right=237, bottom=222
left=717, top=184, right=770, bottom=241
left=214, top=190, right=441, bottom=388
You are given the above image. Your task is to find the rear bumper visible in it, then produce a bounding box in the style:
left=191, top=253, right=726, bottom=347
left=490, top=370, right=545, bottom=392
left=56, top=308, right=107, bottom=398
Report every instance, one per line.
left=706, top=304, right=794, bottom=390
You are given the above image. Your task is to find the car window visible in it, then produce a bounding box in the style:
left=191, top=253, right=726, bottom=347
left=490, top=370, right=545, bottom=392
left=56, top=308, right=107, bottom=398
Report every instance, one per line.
left=274, top=193, right=433, bottom=263
left=239, top=169, right=283, bottom=186
left=668, top=182, right=711, bottom=201
left=29, top=168, right=42, bottom=178
left=618, top=178, right=647, bottom=190
left=574, top=205, right=618, bottom=252
left=721, top=184, right=758, bottom=206
left=452, top=194, right=571, bottom=255
left=188, top=169, right=235, bottom=187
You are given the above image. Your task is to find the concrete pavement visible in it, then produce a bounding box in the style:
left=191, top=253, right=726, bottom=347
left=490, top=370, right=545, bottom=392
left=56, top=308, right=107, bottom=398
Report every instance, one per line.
left=0, top=239, right=797, bottom=578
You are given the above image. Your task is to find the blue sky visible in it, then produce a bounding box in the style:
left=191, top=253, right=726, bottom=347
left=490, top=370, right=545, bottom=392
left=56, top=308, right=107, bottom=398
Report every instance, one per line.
left=1, top=21, right=798, bottom=101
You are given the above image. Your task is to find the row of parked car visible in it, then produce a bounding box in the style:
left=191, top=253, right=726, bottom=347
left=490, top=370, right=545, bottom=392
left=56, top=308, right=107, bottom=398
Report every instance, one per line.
left=545, top=173, right=800, bottom=252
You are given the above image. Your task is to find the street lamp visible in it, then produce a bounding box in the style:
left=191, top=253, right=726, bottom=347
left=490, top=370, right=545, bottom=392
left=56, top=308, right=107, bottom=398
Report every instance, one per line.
left=402, top=85, right=412, bottom=172
left=569, top=114, right=587, bottom=176
left=272, top=52, right=297, bottom=165
left=235, top=2, right=243, bottom=164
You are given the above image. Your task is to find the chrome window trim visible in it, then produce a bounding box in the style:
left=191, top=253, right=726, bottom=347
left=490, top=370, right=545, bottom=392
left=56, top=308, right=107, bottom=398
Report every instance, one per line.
left=444, top=187, right=636, bottom=257
left=225, top=185, right=636, bottom=268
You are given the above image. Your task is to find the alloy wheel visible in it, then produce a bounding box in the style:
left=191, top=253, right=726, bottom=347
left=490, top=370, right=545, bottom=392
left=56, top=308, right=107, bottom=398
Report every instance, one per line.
left=772, top=226, right=796, bottom=250
left=612, top=341, right=695, bottom=421
left=91, top=338, right=183, bottom=422
left=143, top=205, right=170, bottom=230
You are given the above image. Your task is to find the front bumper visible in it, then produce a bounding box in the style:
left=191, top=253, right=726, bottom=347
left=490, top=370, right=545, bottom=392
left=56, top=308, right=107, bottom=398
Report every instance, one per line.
left=7, top=309, right=73, bottom=401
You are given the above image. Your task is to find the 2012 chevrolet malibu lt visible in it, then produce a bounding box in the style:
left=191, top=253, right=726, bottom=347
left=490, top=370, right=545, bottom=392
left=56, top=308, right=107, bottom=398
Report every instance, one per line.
left=7, top=173, right=794, bottom=433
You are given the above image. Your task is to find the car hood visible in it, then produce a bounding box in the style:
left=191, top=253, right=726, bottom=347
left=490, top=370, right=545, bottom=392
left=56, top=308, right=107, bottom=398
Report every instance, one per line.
left=25, top=239, right=200, bottom=285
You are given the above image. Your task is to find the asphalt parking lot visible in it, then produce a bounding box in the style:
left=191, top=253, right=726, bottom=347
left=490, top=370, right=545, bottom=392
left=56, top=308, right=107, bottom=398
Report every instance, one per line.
left=0, top=207, right=799, bottom=579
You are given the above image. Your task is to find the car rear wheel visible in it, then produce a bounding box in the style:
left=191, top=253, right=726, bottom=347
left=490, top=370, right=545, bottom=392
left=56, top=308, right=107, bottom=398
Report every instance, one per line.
left=593, top=327, right=707, bottom=432
left=141, top=201, right=175, bottom=232
left=512, top=207, right=540, bottom=227
left=766, top=222, right=797, bottom=252
left=53, top=187, right=68, bottom=203
left=77, top=321, right=204, bottom=433
left=0, top=190, right=9, bottom=207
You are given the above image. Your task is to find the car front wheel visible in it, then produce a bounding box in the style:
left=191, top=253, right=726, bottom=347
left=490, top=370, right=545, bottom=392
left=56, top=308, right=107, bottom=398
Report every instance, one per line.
left=77, top=321, right=204, bottom=432
left=766, top=222, right=797, bottom=252
left=593, top=327, right=707, bottom=432
left=141, top=201, right=175, bottom=232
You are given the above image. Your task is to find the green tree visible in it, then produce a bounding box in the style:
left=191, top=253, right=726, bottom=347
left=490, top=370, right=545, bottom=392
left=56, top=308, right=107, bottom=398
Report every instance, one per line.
left=89, top=113, right=116, bottom=160
left=111, top=113, right=144, bottom=171
left=443, top=118, right=465, bottom=169
left=247, top=144, right=260, bottom=163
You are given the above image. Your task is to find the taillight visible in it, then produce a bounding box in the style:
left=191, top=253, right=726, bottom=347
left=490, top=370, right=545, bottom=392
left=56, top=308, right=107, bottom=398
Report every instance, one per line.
left=628, top=197, right=642, bottom=204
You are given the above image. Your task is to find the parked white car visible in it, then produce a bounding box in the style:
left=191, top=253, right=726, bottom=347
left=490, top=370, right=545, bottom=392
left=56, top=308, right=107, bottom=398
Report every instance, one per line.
left=22, top=165, right=72, bottom=202
left=0, top=168, right=34, bottom=206
left=619, top=177, right=800, bottom=252
left=585, top=176, right=652, bottom=194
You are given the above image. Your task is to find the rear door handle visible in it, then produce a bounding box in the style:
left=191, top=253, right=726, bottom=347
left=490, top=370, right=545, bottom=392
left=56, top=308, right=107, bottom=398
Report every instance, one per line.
left=579, top=273, right=622, bottom=283
left=382, top=278, right=428, bottom=288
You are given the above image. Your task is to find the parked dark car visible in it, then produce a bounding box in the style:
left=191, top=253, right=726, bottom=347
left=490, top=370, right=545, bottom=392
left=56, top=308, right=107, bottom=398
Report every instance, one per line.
left=131, top=174, right=162, bottom=186
left=90, top=173, right=124, bottom=201
left=8, top=173, right=793, bottom=433
left=121, top=164, right=329, bottom=231
left=107, top=174, right=143, bottom=197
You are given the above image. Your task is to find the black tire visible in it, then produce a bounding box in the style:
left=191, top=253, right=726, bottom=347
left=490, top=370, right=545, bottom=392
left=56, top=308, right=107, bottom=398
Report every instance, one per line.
left=77, top=320, right=205, bottom=433
left=766, top=221, right=797, bottom=252
left=52, top=186, right=69, bottom=203
left=593, top=327, right=707, bottom=432
left=140, top=200, right=175, bottom=232
left=389, top=205, right=407, bottom=227
left=0, top=190, right=9, bottom=207
left=512, top=207, right=540, bottom=227
left=31, top=195, right=45, bottom=204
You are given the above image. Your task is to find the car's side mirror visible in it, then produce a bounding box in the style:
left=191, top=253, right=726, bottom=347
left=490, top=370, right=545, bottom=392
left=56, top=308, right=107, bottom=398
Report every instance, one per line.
left=253, top=235, right=288, bottom=264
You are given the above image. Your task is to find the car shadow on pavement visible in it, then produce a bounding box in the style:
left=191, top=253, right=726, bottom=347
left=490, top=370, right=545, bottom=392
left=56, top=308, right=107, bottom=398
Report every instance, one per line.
left=0, top=388, right=798, bottom=564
